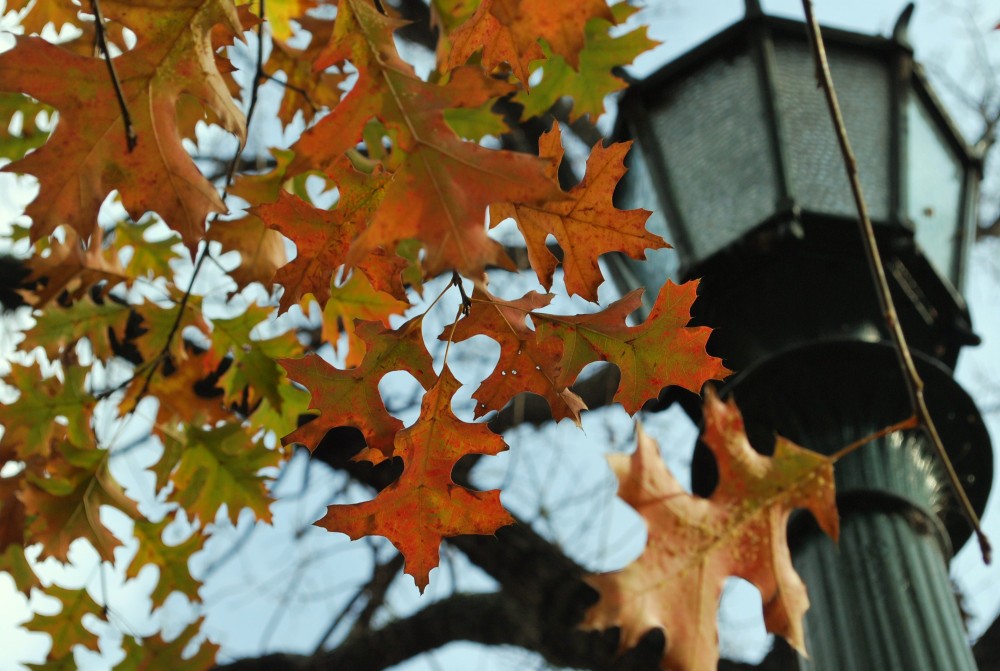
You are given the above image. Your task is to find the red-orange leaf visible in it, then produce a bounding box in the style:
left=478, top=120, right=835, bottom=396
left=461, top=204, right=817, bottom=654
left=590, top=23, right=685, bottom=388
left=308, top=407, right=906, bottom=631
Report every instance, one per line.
left=316, top=368, right=514, bottom=591
left=450, top=288, right=586, bottom=424
left=0, top=1, right=245, bottom=248
left=255, top=164, right=406, bottom=311
left=289, top=0, right=564, bottom=279
left=281, top=317, right=436, bottom=457
left=207, top=215, right=287, bottom=289
left=538, top=283, right=729, bottom=414
left=583, top=392, right=839, bottom=671
left=492, top=122, right=664, bottom=301
left=446, top=0, right=613, bottom=83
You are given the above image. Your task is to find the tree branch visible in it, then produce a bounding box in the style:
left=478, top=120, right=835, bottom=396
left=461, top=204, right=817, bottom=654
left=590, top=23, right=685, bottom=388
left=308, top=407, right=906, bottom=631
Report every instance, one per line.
left=801, top=0, right=991, bottom=562
left=89, top=0, right=136, bottom=151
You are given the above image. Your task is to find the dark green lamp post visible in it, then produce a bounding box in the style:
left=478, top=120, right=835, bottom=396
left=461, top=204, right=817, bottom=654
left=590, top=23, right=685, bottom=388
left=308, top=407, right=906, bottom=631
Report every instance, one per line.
left=610, top=2, right=993, bottom=669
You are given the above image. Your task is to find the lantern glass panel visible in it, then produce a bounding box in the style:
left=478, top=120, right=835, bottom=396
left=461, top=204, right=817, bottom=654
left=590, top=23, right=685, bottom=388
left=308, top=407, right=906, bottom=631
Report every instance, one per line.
left=647, top=51, right=777, bottom=263
left=907, top=95, right=964, bottom=283
left=772, top=38, right=892, bottom=221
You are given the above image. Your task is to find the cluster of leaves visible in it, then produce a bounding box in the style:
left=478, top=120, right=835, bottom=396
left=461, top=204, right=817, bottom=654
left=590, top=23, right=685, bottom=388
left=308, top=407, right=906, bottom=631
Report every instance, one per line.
left=0, top=1, right=838, bottom=669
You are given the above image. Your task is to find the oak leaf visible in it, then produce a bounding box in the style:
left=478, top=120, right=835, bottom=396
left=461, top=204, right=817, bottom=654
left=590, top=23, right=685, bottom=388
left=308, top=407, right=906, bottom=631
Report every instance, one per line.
left=316, top=368, right=514, bottom=591
left=0, top=1, right=246, bottom=248
left=583, top=392, right=839, bottom=671
left=264, top=32, right=346, bottom=126
left=0, top=545, right=39, bottom=596
left=281, top=317, right=436, bottom=458
left=168, top=422, right=281, bottom=525
left=210, top=304, right=303, bottom=411
left=116, top=618, right=219, bottom=671
left=322, top=271, right=410, bottom=367
left=22, top=229, right=127, bottom=307
left=0, top=476, right=27, bottom=554
left=492, top=122, right=664, bottom=301
left=445, top=0, right=613, bottom=83
left=128, top=517, right=205, bottom=608
left=289, top=0, right=564, bottom=278
left=112, top=219, right=182, bottom=282
left=449, top=289, right=586, bottom=424
left=20, top=441, right=139, bottom=562
left=25, top=297, right=132, bottom=361
left=0, top=93, right=51, bottom=160
left=206, top=215, right=287, bottom=289
left=253, top=166, right=406, bottom=311
left=0, top=365, right=95, bottom=459
left=538, top=284, right=728, bottom=414
left=27, top=585, right=104, bottom=661
left=515, top=4, right=657, bottom=122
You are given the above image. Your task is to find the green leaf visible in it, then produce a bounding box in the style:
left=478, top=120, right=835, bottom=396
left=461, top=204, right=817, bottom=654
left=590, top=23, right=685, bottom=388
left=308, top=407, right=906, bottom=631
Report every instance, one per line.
left=27, top=297, right=132, bottom=360
left=128, top=517, right=205, bottom=608
left=112, top=219, right=181, bottom=280
left=0, top=545, right=40, bottom=595
left=444, top=98, right=509, bottom=141
left=115, top=618, right=218, bottom=671
left=211, top=304, right=303, bottom=411
left=516, top=5, right=657, bottom=121
left=27, top=585, right=104, bottom=660
left=0, top=364, right=95, bottom=457
left=0, top=92, right=51, bottom=160
left=169, top=423, right=281, bottom=525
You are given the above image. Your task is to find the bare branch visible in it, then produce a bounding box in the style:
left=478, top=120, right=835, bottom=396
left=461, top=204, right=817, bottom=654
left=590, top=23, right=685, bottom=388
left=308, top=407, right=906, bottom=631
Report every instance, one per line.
left=801, top=0, right=991, bottom=562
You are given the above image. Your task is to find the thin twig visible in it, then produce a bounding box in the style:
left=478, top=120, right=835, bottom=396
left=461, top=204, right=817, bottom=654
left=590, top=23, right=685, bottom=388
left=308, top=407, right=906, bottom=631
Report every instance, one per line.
left=90, top=0, right=136, bottom=151
left=134, top=0, right=268, bottom=404
left=831, top=415, right=920, bottom=462
left=801, top=0, right=991, bottom=563
left=262, top=73, right=319, bottom=115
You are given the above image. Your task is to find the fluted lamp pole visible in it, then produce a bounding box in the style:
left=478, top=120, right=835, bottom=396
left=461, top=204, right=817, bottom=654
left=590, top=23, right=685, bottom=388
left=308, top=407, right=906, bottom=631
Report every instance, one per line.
left=609, top=3, right=992, bottom=669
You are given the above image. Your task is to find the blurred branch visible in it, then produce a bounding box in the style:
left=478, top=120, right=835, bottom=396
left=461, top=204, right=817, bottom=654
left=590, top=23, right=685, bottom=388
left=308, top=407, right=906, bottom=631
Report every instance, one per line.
left=975, top=612, right=1000, bottom=668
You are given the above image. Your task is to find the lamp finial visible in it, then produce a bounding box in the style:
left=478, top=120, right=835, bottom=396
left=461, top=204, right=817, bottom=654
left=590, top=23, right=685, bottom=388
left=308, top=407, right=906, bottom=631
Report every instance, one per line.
left=893, top=3, right=916, bottom=46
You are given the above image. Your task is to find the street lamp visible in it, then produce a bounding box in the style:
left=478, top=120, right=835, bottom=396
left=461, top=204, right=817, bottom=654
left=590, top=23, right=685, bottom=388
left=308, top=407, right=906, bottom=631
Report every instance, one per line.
left=611, top=3, right=993, bottom=669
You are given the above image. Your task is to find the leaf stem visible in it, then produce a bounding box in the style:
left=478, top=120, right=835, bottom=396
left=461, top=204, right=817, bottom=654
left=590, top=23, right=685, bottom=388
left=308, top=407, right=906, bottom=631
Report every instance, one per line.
left=89, top=0, right=136, bottom=151
left=451, top=270, right=471, bottom=316
left=440, top=302, right=464, bottom=370
left=830, top=415, right=920, bottom=463
left=801, top=0, right=990, bottom=563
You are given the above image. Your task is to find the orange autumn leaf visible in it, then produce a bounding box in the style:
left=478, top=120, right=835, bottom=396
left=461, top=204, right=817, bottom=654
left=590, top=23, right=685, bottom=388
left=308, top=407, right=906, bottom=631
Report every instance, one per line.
left=253, top=165, right=406, bottom=311
left=583, top=392, right=839, bottom=671
left=207, top=215, right=287, bottom=290
left=492, top=122, right=665, bottom=301
left=316, top=368, right=515, bottom=591
left=448, top=288, right=586, bottom=424
left=288, top=0, right=564, bottom=278
left=445, top=0, right=613, bottom=83
left=0, top=1, right=246, bottom=249
left=281, top=317, right=436, bottom=458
